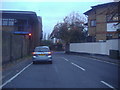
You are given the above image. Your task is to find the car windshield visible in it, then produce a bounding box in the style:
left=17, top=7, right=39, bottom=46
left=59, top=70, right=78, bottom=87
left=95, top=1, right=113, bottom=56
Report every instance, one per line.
left=34, top=47, right=50, bottom=52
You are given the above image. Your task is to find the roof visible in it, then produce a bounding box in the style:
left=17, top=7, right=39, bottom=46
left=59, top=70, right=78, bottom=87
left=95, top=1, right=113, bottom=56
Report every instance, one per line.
left=1, top=10, right=36, bottom=14
left=84, top=2, right=118, bottom=15
left=1, top=10, right=38, bottom=23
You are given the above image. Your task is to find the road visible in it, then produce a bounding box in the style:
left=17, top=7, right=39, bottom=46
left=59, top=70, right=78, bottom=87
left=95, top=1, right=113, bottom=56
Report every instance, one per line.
left=1, top=52, right=119, bottom=89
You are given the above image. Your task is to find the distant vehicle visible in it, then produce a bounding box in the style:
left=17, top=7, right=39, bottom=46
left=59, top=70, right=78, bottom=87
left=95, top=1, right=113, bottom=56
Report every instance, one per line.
left=32, top=46, right=52, bottom=64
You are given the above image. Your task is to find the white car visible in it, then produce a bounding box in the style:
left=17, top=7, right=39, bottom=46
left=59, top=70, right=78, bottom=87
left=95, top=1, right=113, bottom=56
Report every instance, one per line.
left=32, top=46, right=52, bottom=64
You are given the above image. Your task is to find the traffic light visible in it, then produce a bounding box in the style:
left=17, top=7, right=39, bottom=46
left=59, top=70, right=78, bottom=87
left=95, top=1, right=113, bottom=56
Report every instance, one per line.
left=13, top=31, right=32, bottom=40
left=28, top=33, right=32, bottom=36
left=28, top=33, right=32, bottom=40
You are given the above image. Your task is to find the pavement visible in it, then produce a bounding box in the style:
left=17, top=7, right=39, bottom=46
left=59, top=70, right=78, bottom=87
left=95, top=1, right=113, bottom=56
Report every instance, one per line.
left=2, top=55, right=32, bottom=70
left=89, top=54, right=119, bottom=64
left=67, top=52, right=120, bottom=65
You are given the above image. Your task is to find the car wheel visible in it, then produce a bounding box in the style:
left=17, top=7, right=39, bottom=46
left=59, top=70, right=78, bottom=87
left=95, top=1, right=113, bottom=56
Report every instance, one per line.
left=33, top=61, right=36, bottom=64
left=49, top=61, right=52, bottom=64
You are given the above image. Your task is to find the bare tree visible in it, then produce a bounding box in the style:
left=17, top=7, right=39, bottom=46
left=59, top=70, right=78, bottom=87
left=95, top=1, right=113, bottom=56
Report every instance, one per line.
left=53, top=12, right=87, bottom=42
left=64, top=11, right=87, bottom=25
left=51, top=11, right=87, bottom=53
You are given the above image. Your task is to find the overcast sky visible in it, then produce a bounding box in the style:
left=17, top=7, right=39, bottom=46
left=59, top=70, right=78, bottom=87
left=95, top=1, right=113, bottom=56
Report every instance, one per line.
left=1, top=0, right=114, bottom=36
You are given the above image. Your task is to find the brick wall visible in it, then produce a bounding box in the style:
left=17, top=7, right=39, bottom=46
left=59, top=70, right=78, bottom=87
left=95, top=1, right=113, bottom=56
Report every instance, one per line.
left=96, top=8, right=107, bottom=41
left=2, top=31, right=30, bottom=64
left=87, top=3, right=118, bottom=41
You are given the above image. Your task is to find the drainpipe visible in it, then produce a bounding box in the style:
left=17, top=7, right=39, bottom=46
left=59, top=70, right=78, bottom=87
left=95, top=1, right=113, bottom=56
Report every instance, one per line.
left=95, top=9, right=97, bottom=42
left=10, top=32, right=13, bottom=62
left=21, top=36, right=23, bottom=58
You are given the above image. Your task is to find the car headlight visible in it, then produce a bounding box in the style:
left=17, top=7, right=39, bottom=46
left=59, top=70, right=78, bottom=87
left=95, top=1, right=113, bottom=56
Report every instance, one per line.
left=48, top=56, right=51, bottom=58
left=33, top=56, right=36, bottom=58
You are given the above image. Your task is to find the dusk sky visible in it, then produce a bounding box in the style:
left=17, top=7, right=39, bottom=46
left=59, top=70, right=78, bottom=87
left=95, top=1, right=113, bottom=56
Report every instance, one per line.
left=1, top=0, right=114, bottom=36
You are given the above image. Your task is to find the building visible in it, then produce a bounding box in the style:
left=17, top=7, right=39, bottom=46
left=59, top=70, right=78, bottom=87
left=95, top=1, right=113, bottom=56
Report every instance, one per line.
left=1, top=10, right=42, bottom=63
left=1, top=10, right=43, bottom=48
left=37, top=16, right=43, bottom=45
left=84, top=2, right=119, bottom=42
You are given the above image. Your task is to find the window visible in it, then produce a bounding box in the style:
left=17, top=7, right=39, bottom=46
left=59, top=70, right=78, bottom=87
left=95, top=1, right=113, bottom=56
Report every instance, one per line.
left=35, top=47, right=50, bottom=52
left=2, top=18, right=16, bottom=26
left=106, top=34, right=112, bottom=40
left=8, top=19, right=14, bottom=26
left=2, top=19, right=8, bottom=26
left=90, top=20, right=96, bottom=27
left=106, top=13, right=118, bottom=22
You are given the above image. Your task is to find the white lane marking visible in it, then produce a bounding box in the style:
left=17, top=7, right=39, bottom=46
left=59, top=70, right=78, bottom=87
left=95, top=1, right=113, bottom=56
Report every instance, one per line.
left=78, top=56, right=118, bottom=66
left=71, top=62, right=85, bottom=71
left=101, top=81, right=116, bottom=90
left=62, top=57, right=85, bottom=71
left=0, top=63, right=32, bottom=89
left=62, top=57, right=69, bottom=61
left=93, top=59, right=118, bottom=65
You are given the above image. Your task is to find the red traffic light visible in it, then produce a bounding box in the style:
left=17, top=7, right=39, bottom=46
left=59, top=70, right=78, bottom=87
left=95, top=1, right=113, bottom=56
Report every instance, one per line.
left=28, top=33, right=32, bottom=36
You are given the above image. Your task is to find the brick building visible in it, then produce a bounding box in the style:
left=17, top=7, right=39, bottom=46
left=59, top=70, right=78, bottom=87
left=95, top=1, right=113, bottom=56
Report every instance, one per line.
left=1, top=10, right=42, bottom=64
left=84, top=2, right=119, bottom=42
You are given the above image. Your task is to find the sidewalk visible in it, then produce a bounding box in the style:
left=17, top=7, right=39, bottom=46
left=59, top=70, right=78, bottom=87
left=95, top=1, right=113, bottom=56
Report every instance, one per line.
left=88, top=54, right=119, bottom=64
left=2, top=56, right=32, bottom=79
left=2, top=55, right=32, bottom=71
left=68, top=52, right=120, bottom=65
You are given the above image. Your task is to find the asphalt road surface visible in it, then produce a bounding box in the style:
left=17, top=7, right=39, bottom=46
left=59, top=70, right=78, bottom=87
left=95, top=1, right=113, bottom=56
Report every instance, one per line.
left=1, top=52, right=119, bottom=89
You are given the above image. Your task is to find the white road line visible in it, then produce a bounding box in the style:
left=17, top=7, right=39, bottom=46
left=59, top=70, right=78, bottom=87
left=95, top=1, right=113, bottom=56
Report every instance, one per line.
left=62, top=57, right=85, bottom=71
left=101, top=81, right=116, bottom=90
left=62, top=57, right=69, bottom=61
left=78, top=56, right=118, bottom=66
left=0, top=63, right=32, bottom=89
left=93, top=59, right=117, bottom=65
left=71, top=62, right=85, bottom=71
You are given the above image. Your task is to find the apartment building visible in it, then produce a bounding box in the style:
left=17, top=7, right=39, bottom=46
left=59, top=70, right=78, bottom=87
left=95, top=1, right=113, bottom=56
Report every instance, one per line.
left=84, top=2, right=119, bottom=41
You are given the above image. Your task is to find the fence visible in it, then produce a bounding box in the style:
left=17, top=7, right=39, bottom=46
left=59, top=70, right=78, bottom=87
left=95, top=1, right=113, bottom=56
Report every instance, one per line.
left=2, top=31, right=30, bottom=64
left=70, top=39, right=120, bottom=58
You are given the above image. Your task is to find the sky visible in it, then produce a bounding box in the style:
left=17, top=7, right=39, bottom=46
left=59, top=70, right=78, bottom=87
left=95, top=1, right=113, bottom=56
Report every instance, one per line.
left=1, top=0, right=115, bottom=37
